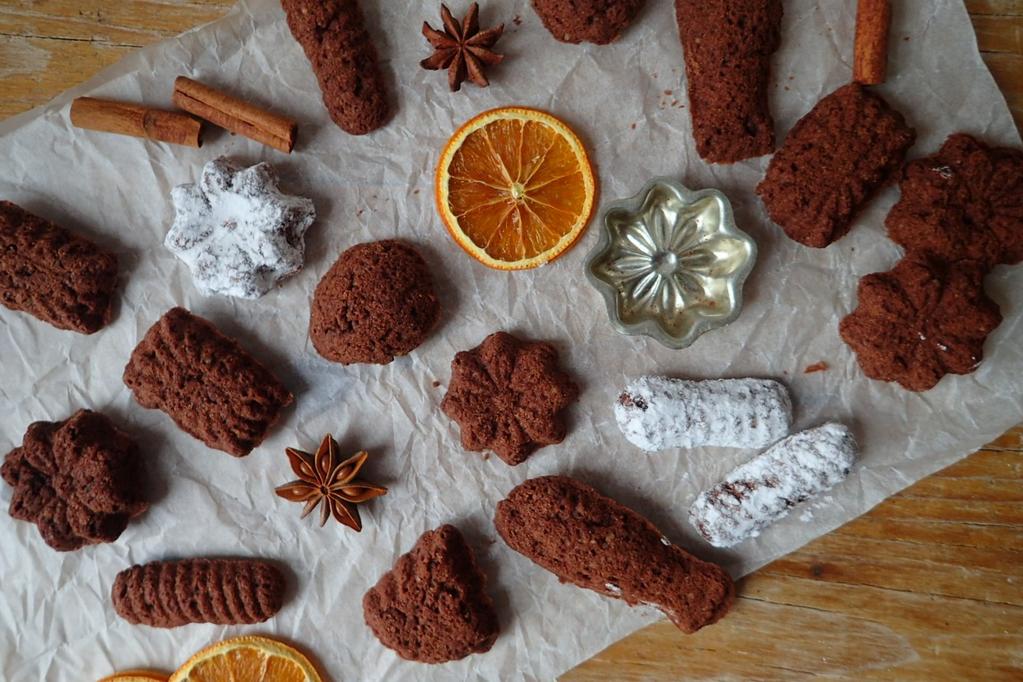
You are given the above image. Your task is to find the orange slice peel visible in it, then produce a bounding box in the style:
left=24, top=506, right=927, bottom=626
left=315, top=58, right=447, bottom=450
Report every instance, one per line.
left=168, top=636, right=320, bottom=682
left=436, top=106, right=597, bottom=270
left=97, top=672, right=169, bottom=682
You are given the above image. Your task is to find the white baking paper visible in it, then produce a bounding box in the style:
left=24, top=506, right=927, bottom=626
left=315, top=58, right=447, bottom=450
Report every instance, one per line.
left=1, top=1, right=1020, bottom=680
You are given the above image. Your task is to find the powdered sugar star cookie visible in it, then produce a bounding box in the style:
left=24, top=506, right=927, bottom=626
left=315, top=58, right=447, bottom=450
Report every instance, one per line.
left=166, top=157, right=315, bottom=299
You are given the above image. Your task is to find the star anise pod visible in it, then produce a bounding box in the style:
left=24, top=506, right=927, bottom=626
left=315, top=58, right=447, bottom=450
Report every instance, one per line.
left=421, top=3, right=504, bottom=92
left=275, top=435, right=387, bottom=532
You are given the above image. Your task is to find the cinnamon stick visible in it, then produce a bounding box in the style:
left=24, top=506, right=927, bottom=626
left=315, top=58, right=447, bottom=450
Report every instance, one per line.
left=854, top=0, right=892, bottom=85
left=172, top=76, right=297, bottom=153
left=69, top=97, right=203, bottom=147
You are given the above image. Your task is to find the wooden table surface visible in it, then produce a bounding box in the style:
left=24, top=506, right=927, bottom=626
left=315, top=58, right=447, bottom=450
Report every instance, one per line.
left=1, top=1, right=1020, bottom=680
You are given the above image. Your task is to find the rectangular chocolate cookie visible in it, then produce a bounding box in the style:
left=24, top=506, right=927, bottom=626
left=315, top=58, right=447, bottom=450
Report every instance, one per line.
left=123, top=307, right=293, bottom=457
left=0, top=200, right=118, bottom=333
left=757, top=83, right=916, bottom=247
left=675, top=0, right=783, bottom=163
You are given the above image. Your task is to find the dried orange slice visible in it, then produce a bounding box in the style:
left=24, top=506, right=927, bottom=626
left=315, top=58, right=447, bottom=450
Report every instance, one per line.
left=169, top=636, right=320, bottom=682
left=436, top=106, right=597, bottom=269
left=98, top=672, right=168, bottom=682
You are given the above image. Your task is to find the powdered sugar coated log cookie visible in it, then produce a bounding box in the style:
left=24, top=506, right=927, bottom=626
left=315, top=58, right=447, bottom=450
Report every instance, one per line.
left=689, top=423, right=857, bottom=548
left=614, top=376, right=792, bottom=452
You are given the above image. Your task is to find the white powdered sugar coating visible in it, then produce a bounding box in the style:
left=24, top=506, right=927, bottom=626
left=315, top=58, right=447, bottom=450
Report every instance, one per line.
left=166, top=157, right=316, bottom=299
left=689, top=423, right=858, bottom=548
left=613, top=376, right=793, bottom=452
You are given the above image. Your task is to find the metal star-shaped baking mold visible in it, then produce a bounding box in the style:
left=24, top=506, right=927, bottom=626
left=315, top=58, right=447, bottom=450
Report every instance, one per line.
left=166, top=157, right=316, bottom=299
left=585, top=178, right=757, bottom=349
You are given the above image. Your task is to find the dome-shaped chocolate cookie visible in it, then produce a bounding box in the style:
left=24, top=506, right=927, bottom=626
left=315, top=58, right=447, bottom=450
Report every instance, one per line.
left=531, top=0, right=646, bottom=45
left=310, top=240, right=440, bottom=365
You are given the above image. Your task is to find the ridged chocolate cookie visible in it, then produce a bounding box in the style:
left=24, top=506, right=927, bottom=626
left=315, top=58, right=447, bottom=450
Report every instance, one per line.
left=112, top=558, right=286, bottom=628
left=281, top=0, right=391, bottom=135
left=495, top=475, right=734, bottom=633
left=122, top=307, right=293, bottom=457
left=0, top=200, right=118, bottom=333
left=363, top=525, right=499, bottom=663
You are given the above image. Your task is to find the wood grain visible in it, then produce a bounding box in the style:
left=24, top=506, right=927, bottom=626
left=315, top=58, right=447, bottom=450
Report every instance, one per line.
left=0, top=1, right=1020, bottom=679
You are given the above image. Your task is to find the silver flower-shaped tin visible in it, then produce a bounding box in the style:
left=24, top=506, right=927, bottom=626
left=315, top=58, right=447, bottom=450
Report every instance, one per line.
left=585, top=177, right=757, bottom=349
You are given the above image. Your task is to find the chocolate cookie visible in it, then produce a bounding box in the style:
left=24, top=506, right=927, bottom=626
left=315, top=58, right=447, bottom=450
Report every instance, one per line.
left=675, top=0, right=783, bottom=163
left=690, top=423, right=857, bottom=547
left=531, top=0, right=645, bottom=45
left=363, top=525, right=499, bottom=663
left=615, top=376, right=792, bottom=452
left=839, top=255, right=1001, bottom=391
left=166, top=157, right=316, bottom=299
left=122, top=307, right=293, bottom=456
left=0, top=200, right=118, bottom=333
left=441, top=331, right=579, bottom=465
left=112, top=558, right=286, bottom=628
left=309, top=240, right=440, bottom=365
left=1, top=410, right=147, bottom=551
left=495, top=475, right=734, bottom=633
left=757, top=83, right=916, bottom=247
left=281, top=0, right=390, bottom=135
left=887, top=133, right=1023, bottom=268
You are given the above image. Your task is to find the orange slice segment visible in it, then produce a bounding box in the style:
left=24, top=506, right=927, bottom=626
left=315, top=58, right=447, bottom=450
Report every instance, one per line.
left=436, top=106, right=597, bottom=269
left=169, top=636, right=320, bottom=682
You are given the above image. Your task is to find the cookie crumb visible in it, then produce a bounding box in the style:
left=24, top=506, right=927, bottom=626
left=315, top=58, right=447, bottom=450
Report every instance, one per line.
left=804, top=361, right=829, bottom=374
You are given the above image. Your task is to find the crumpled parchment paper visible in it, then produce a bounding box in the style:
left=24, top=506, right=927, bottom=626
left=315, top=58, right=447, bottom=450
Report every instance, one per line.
left=1, top=1, right=1020, bottom=680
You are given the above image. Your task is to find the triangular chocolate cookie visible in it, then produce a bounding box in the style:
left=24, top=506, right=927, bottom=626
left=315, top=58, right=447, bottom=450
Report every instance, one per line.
left=362, top=525, right=499, bottom=663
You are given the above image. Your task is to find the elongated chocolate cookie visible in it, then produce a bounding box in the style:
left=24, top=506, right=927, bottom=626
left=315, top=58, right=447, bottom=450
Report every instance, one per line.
left=112, top=558, right=286, bottom=628
left=675, top=0, right=783, bottom=163
left=0, top=200, right=118, bottom=333
left=122, top=307, right=293, bottom=457
left=757, top=83, right=915, bottom=247
left=281, top=0, right=390, bottom=135
left=495, top=475, right=734, bottom=633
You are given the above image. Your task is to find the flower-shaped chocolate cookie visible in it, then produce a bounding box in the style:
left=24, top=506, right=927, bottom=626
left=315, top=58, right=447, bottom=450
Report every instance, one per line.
left=441, top=332, right=579, bottom=465
left=166, top=157, right=316, bottom=299
left=887, top=134, right=1023, bottom=269
left=839, top=255, right=1002, bottom=392
left=1, top=410, right=148, bottom=551
left=586, top=178, right=756, bottom=349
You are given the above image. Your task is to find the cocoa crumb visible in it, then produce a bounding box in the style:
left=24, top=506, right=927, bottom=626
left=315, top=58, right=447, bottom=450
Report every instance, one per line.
left=664, top=89, right=673, bottom=96
left=630, top=122, right=637, bottom=130
left=432, top=380, right=441, bottom=388
left=513, top=15, right=522, bottom=26
left=804, top=362, right=829, bottom=374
